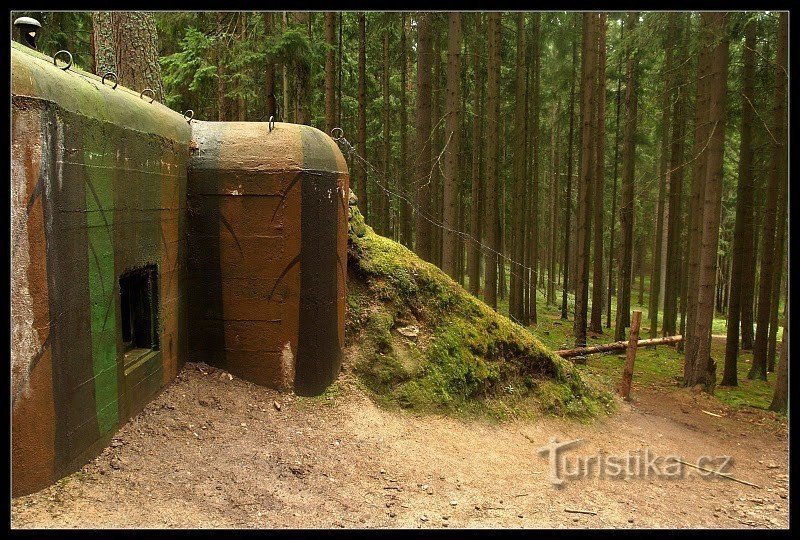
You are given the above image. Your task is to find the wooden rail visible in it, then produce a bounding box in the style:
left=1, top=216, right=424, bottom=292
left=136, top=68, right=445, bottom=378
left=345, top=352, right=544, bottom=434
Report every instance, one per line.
left=554, top=334, right=683, bottom=359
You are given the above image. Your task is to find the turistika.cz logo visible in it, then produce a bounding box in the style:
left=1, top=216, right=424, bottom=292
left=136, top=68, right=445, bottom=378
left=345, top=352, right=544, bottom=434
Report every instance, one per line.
left=536, top=437, right=734, bottom=487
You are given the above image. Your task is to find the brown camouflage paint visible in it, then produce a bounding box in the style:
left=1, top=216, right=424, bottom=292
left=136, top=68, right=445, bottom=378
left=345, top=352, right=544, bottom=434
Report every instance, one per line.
left=11, top=43, right=190, bottom=496
left=187, top=121, right=349, bottom=395
left=11, top=41, right=348, bottom=496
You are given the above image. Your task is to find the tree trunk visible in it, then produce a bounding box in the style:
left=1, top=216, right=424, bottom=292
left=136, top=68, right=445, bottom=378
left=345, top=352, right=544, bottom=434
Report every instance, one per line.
left=607, top=18, right=624, bottom=328
left=768, top=293, right=788, bottom=413
left=282, top=12, right=290, bottom=123
left=468, top=14, right=484, bottom=297
left=682, top=16, right=712, bottom=373
left=508, top=13, right=527, bottom=320
left=685, top=12, right=729, bottom=392
left=650, top=15, right=673, bottom=338
left=381, top=20, right=391, bottom=237
left=414, top=13, right=434, bottom=263
left=216, top=13, right=228, bottom=121
left=589, top=13, right=607, bottom=334
left=442, top=12, right=462, bottom=279
left=237, top=12, right=246, bottom=121
left=767, top=174, right=788, bottom=371
left=548, top=101, right=561, bottom=307
left=356, top=13, right=368, bottom=219
left=722, top=18, right=757, bottom=386
left=561, top=17, right=578, bottom=321
left=574, top=12, right=598, bottom=347
left=663, top=14, right=688, bottom=336
left=324, top=12, right=336, bottom=134
left=432, top=25, right=443, bottom=267
left=614, top=12, right=638, bottom=342
left=110, top=12, right=164, bottom=103
left=750, top=12, right=787, bottom=381
left=484, top=12, right=502, bottom=309
left=527, top=13, right=541, bottom=325
left=91, top=12, right=116, bottom=75
left=399, top=13, right=412, bottom=248
left=263, top=12, right=277, bottom=119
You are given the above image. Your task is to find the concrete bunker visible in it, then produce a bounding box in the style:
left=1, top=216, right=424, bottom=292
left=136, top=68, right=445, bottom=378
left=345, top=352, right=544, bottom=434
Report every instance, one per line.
left=11, top=42, right=349, bottom=496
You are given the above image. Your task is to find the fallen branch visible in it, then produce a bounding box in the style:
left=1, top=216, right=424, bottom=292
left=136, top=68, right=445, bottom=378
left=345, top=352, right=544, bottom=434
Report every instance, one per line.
left=555, top=335, right=683, bottom=359
left=674, top=459, right=761, bottom=489
left=701, top=410, right=723, bottom=418
left=565, top=508, right=597, bottom=515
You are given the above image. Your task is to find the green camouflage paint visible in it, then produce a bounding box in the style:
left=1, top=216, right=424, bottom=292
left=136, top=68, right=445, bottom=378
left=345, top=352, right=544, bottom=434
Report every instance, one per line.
left=84, top=130, right=119, bottom=434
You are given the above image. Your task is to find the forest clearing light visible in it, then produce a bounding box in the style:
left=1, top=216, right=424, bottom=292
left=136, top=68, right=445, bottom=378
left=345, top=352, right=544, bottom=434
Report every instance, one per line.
left=536, top=437, right=734, bottom=487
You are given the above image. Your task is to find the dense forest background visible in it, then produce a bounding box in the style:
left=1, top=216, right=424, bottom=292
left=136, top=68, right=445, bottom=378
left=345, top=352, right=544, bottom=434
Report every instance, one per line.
left=13, top=11, right=788, bottom=406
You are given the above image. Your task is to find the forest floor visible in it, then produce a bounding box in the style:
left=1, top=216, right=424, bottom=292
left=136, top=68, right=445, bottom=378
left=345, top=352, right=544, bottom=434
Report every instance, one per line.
left=11, top=348, right=788, bottom=529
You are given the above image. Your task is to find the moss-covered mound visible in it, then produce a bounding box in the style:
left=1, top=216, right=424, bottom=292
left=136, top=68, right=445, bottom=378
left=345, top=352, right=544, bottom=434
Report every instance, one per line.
left=345, top=203, right=613, bottom=420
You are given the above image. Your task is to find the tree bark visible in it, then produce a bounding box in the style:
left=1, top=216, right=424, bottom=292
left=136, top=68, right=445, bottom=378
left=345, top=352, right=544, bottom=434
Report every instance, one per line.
left=91, top=12, right=116, bottom=75
left=509, top=13, right=527, bottom=321
left=767, top=174, right=788, bottom=371
left=607, top=18, right=624, bottom=328
left=561, top=17, right=578, bottom=321
left=682, top=16, right=712, bottom=373
left=685, top=12, right=729, bottom=391
left=527, top=13, right=541, bottom=325
left=484, top=12, right=502, bottom=309
left=468, top=14, right=484, bottom=297
left=263, top=12, right=276, bottom=119
left=722, top=18, right=757, bottom=386
left=768, top=284, right=788, bottom=413
left=381, top=19, right=391, bottom=237
left=663, top=14, right=688, bottom=336
left=414, top=13, right=434, bottom=263
left=750, top=12, right=787, bottom=381
left=324, top=12, right=336, bottom=134
left=614, top=12, right=638, bottom=342
left=356, top=13, right=368, bottom=219
left=650, top=15, right=674, bottom=338
left=110, top=12, right=164, bottom=103
left=589, top=13, right=607, bottom=334
left=442, top=12, right=462, bottom=279
left=399, top=13, right=412, bottom=248
left=573, top=13, right=598, bottom=347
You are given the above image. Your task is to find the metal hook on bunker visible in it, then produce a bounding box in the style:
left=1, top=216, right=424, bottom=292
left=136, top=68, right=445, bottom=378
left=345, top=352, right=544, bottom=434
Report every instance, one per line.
left=268, top=116, right=275, bottom=132
left=101, top=72, right=118, bottom=89
left=140, top=88, right=156, bottom=103
left=183, top=109, right=194, bottom=124
left=53, top=50, right=73, bottom=71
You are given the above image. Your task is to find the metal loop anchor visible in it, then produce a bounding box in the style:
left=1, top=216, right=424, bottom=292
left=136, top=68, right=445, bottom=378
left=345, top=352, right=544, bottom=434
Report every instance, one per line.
left=53, top=50, right=73, bottom=70
left=330, top=127, right=344, bottom=140
left=101, top=72, right=118, bottom=89
left=183, top=109, right=194, bottom=123
left=268, top=116, right=275, bottom=132
left=140, top=88, right=156, bottom=103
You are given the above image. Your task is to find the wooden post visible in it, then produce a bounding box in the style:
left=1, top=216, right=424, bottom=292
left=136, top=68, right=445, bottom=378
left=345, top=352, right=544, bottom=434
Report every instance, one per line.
left=620, top=310, right=642, bottom=400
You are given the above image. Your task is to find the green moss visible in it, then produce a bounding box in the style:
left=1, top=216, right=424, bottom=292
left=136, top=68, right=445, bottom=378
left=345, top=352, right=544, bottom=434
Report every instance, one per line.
left=346, top=205, right=611, bottom=420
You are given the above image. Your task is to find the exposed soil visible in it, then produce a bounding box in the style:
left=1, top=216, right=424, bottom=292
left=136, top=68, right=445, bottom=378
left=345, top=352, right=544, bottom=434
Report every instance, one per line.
left=11, top=361, right=787, bottom=529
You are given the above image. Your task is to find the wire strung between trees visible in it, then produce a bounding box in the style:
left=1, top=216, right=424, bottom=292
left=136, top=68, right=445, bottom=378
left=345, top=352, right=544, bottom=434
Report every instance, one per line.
left=331, top=129, right=548, bottom=304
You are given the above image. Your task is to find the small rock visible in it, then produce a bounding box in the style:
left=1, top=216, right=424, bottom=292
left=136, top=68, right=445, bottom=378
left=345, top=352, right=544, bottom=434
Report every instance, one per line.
left=273, top=401, right=282, bottom=411
left=573, top=517, right=579, bottom=522
left=397, top=325, right=420, bottom=340
left=450, top=500, right=458, bottom=507
left=628, top=518, right=634, bottom=523
left=420, top=515, right=428, bottom=522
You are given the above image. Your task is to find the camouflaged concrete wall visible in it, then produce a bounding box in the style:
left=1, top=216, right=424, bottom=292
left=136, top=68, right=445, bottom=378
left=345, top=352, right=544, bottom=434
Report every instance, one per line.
left=187, top=121, right=349, bottom=396
left=11, top=42, right=191, bottom=496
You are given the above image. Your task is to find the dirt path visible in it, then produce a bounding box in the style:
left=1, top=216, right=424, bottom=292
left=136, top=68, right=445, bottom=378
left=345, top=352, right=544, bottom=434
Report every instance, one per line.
left=11, top=362, right=788, bottom=529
